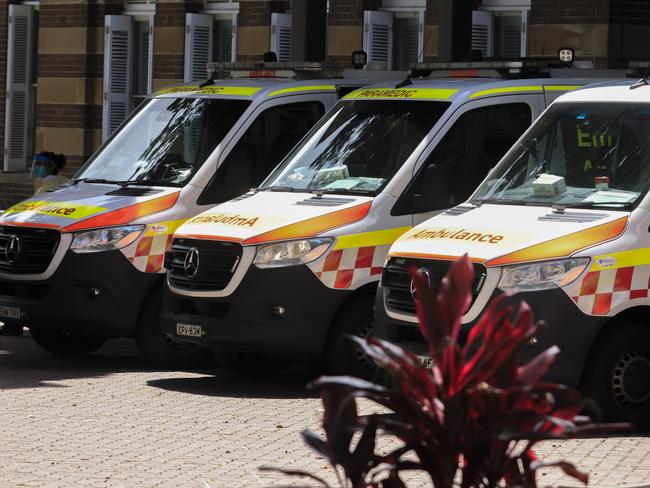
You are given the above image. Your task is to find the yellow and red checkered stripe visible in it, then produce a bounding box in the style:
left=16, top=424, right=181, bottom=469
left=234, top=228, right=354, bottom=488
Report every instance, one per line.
left=311, top=245, right=387, bottom=289
left=308, top=227, right=411, bottom=290
left=567, top=260, right=650, bottom=316
left=128, top=234, right=175, bottom=273
left=121, top=220, right=186, bottom=274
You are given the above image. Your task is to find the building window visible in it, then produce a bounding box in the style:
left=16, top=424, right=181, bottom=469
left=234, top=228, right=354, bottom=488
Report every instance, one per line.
left=472, top=0, right=530, bottom=58
left=213, top=16, right=235, bottom=62
left=124, top=0, right=155, bottom=11
left=132, top=17, right=152, bottom=98
left=4, top=3, right=38, bottom=172
left=363, top=0, right=425, bottom=70
left=102, top=10, right=154, bottom=141
left=184, top=4, right=239, bottom=83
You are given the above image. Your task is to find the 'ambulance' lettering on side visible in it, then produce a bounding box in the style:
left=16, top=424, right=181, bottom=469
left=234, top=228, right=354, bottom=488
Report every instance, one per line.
left=189, top=213, right=259, bottom=227
left=408, top=228, right=505, bottom=244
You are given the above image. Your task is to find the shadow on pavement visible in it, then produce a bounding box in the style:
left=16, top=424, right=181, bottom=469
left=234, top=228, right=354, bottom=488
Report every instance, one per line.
left=147, top=361, right=325, bottom=400
left=0, top=332, right=172, bottom=389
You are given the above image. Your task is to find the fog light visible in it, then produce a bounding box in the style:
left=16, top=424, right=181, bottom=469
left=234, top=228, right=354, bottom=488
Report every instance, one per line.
left=89, top=287, right=101, bottom=297
left=273, top=305, right=286, bottom=316
left=530, top=336, right=539, bottom=346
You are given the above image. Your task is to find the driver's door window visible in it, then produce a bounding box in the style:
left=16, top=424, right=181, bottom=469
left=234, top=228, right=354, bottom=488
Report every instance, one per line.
left=392, top=102, right=532, bottom=219
left=198, top=100, right=325, bottom=205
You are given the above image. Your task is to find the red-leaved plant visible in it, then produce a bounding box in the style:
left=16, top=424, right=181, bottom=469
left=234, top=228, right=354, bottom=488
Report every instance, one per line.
left=264, top=255, right=626, bottom=487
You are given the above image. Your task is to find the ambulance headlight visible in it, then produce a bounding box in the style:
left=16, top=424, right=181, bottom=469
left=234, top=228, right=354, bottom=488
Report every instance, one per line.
left=498, top=258, right=589, bottom=292
left=253, top=238, right=333, bottom=268
left=70, top=225, right=145, bottom=253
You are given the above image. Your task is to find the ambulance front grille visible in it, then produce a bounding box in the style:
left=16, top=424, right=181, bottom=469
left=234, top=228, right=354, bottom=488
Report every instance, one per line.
left=0, top=226, right=60, bottom=275
left=382, top=257, right=486, bottom=316
left=166, top=238, right=243, bottom=292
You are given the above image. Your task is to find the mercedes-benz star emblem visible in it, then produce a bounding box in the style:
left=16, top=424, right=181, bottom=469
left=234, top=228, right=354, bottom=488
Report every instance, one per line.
left=5, top=235, right=21, bottom=264
left=184, top=248, right=200, bottom=278
left=410, top=268, right=432, bottom=301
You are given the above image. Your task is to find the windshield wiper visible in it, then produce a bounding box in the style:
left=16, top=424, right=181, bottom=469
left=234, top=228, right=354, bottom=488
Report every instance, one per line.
left=552, top=201, right=634, bottom=212
left=312, top=188, right=376, bottom=196
left=255, top=186, right=297, bottom=192
left=123, top=180, right=181, bottom=187
left=471, top=198, right=532, bottom=207
left=73, top=178, right=130, bottom=186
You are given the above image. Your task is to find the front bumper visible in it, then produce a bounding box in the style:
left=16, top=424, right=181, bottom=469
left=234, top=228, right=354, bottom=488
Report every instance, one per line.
left=374, top=284, right=607, bottom=387
left=0, top=250, right=160, bottom=337
left=160, top=264, right=349, bottom=359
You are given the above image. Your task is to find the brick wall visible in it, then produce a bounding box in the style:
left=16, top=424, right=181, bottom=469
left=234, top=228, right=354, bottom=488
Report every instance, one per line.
left=0, top=0, right=123, bottom=208
left=530, top=0, right=610, bottom=24
left=237, top=0, right=290, bottom=61
left=529, top=0, right=611, bottom=57
left=153, top=2, right=187, bottom=89
left=0, top=0, right=8, bottom=161
left=610, top=0, right=650, bottom=23
left=0, top=178, right=32, bottom=210
left=326, top=0, right=381, bottom=63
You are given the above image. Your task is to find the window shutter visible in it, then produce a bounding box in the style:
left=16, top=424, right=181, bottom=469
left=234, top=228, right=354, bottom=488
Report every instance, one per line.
left=270, top=13, right=292, bottom=62
left=4, top=4, right=35, bottom=172
left=184, top=13, right=213, bottom=83
left=471, top=11, right=493, bottom=58
left=231, top=13, right=238, bottom=62
left=145, top=17, right=154, bottom=95
left=363, top=11, right=393, bottom=69
left=103, top=15, right=132, bottom=142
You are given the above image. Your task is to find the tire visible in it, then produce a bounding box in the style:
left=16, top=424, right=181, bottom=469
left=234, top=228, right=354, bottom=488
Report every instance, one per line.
left=324, top=292, right=377, bottom=378
left=135, top=287, right=214, bottom=369
left=29, top=327, right=106, bottom=356
left=580, top=322, right=650, bottom=430
left=213, top=350, right=290, bottom=377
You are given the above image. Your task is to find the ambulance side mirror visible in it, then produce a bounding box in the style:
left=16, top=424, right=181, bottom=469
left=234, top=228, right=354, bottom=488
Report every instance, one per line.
left=413, top=163, right=452, bottom=213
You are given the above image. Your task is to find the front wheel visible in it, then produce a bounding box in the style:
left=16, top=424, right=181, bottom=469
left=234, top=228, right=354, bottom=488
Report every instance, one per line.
left=323, top=292, right=377, bottom=378
left=135, top=287, right=214, bottom=369
left=29, top=327, right=106, bottom=356
left=580, top=322, right=650, bottom=430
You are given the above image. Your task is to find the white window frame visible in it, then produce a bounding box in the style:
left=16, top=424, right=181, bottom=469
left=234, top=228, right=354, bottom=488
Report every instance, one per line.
left=204, top=1, right=239, bottom=13
left=476, top=1, right=530, bottom=57
left=203, top=2, right=240, bottom=63
left=4, top=2, right=37, bottom=172
left=124, top=0, right=156, bottom=14
left=270, top=12, right=292, bottom=62
left=124, top=11, right=154, bottom=97
left=379, top=1, right=425, bottom=66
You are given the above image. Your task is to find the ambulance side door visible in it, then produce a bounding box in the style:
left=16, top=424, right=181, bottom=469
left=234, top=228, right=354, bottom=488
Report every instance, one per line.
left=393, top=94, right=544, bottom=226
left=197, top=92, right=334, bottom=206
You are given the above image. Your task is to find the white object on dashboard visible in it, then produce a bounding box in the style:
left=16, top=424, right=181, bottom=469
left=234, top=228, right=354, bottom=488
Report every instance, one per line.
left=532, top=173, right=567, bottom=196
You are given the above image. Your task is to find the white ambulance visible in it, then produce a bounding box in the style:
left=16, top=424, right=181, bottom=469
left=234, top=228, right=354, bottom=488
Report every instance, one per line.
left=0, top=63, right=381, bottom=366
left=160, top=61, right=607, bottom=375
left=378, top=81, right=650, bottom=427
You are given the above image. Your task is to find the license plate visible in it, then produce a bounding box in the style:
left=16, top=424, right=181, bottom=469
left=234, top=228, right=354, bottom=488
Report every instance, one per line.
left=176, top=323, right=202, bottom=338
left=417, top=355, right=433, bottom=369
left=0, top=306, right=21, bottom=320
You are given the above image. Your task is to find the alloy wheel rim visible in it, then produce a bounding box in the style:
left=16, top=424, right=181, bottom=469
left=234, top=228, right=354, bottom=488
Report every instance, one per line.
left=612, top=349, right=650, bottom=409
left=354, top=316, right=376, bottom=372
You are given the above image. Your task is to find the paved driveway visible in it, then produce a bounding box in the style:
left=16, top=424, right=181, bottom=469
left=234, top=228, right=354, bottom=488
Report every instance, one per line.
left=0, top=334, right=648, bottom=488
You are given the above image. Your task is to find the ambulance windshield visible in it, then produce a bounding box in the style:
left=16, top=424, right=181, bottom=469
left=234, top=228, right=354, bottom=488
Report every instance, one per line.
left=77, top=97, right=250, bottom=186
left=260, top=99, right=449, bottom=195
left=473, top=102, right=650, bottom=209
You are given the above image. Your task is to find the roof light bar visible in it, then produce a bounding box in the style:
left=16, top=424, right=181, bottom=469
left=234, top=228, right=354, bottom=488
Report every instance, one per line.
left=207, top=62, right=348, bottom=80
